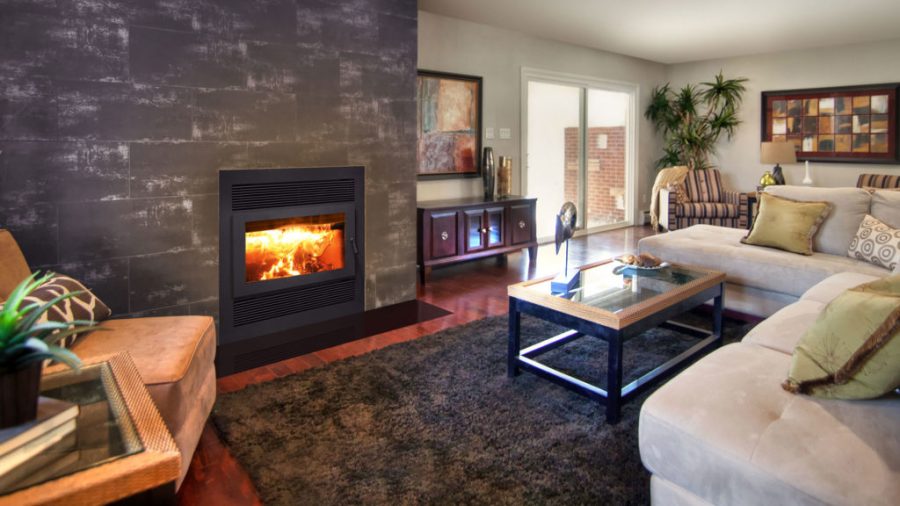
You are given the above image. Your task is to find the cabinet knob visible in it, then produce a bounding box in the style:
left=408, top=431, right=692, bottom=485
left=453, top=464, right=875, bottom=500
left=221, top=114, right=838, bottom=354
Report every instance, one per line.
left=441, top=231, right=449, bottom=241
left=480, top=227, right=488, bottom=234
left=518, top=220, right=526, bottom=229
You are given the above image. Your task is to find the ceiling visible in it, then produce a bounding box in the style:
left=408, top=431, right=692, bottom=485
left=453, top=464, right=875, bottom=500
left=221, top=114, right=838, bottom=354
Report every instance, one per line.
left=418, top=0, right=900, bottom=64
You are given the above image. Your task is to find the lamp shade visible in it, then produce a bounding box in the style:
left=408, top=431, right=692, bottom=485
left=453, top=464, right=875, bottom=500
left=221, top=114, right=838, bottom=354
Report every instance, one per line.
left=761, top=142, right=797, bottom=165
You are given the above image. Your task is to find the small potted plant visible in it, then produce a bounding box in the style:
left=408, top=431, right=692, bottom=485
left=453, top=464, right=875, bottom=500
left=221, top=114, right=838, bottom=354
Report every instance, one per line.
left=0, top=272, right=97, bottom=428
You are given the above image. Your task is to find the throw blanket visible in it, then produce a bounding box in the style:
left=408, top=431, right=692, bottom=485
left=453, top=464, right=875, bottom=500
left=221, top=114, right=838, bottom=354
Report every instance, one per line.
left=650, top=166, right=689, bottom=231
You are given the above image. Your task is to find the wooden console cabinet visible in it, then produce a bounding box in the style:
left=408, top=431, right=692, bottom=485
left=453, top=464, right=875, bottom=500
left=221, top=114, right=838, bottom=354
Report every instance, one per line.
left=417, top=196, right=538, bottom=284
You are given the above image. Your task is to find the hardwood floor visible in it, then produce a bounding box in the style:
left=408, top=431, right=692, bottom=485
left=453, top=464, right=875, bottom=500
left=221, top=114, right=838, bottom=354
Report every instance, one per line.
left=176, top=225, right=656, bottom=505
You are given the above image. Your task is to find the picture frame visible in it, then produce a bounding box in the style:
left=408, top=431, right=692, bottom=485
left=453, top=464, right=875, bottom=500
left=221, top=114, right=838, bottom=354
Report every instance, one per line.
left=416, top=70, right=483, bottom=179
left=761, top=83, right=900, bottom=164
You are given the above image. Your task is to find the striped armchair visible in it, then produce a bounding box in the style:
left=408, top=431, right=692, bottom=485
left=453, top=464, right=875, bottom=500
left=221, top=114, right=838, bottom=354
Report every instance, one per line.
left=660, top=169, right=749, bottom=231
left=857, top=173, right=900, bottom=189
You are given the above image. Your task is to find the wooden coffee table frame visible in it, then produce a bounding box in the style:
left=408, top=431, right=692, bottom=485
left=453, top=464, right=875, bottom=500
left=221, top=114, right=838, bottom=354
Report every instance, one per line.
left=507, top=260, right=725, bottom=424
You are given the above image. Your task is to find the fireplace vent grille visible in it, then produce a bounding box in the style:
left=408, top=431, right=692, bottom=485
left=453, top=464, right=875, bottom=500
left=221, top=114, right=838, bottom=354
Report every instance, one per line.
left=231, top=179, right=355, bottom=211
left=232, top=279, right=356, bottom=327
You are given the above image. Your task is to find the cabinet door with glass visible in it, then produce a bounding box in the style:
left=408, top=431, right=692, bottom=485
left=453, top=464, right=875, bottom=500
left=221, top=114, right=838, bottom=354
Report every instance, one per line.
left=464, top=209, right=486, bottom=253
left=485, top=207, right=505, bottom=248
left=464, top=207, right=506, bottom=253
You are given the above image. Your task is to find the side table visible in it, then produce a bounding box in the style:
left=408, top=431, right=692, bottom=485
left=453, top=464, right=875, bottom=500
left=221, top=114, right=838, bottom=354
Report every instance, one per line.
left=0, top=353, right=180, bottom=505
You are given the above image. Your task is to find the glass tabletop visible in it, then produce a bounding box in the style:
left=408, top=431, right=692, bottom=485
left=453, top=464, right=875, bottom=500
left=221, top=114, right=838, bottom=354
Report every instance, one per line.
left=0, top=362, right=144, bottom=494
left=524, top=261, right=712, bottom=315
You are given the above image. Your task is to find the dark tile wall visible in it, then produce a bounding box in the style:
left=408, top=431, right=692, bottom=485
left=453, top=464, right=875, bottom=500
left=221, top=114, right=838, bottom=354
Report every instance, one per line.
left=0, top=0, right=418, bottom=317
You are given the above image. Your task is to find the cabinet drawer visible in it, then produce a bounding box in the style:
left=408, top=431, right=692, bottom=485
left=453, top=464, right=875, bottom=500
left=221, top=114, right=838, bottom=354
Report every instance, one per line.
left=429, top=211, right=458, bottom=259
left=510, top=204, right=534, bottom=245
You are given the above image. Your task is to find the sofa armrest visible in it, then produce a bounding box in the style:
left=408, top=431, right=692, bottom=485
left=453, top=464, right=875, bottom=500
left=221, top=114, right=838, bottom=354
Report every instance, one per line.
left=659, top=188, right=675, bottom=231
left=723, top=190, right=749, bottom=229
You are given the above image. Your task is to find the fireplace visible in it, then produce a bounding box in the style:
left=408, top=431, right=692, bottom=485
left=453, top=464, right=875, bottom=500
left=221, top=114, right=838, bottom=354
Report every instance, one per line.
left=219, top=167, right=365, bottom=343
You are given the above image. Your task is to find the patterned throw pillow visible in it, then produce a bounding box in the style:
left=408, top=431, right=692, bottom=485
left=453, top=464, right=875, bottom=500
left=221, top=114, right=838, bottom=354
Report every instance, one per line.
left=848, top=214, right=900, bottom=270
left=2, top=274, right=111, bottom=348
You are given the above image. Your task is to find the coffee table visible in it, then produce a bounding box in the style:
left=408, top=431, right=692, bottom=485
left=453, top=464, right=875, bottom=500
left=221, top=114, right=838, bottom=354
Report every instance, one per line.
left=0, top=353, right=180, bottom=505
left=507, top=259, right=726, bottom=423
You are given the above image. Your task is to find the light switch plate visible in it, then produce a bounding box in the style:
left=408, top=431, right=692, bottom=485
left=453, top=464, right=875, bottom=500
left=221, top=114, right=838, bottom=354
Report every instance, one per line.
left=485, top=127, right=495, bottom=139
left=499, top=128, right=511, bottom=139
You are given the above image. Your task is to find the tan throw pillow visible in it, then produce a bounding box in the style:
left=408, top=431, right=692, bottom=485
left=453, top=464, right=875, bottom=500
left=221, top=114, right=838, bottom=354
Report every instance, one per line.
left=783, top=275, right=900, bottom=399
left=1, top=274, right=112, bottom=348
left=848, top=214, right=900, bottom=270
left=741, top=192, right=831, bottom=255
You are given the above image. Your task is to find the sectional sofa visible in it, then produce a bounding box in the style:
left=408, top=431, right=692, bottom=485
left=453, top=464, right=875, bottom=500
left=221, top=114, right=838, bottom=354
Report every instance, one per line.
left=636, top=184, right=900, bottom=505
left=639, top=271, right=900, bottom=505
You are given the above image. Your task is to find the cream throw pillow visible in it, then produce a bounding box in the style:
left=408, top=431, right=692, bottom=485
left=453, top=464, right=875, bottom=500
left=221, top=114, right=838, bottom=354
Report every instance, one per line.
left=741, top=192, right=831, bottom=255
left=784, top=275, right=900, bottom=399
left=848, top=214, right=900, bottom=271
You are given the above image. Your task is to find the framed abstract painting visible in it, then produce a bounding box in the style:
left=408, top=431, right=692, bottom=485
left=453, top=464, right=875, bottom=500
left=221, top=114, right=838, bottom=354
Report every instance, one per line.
left=761, top=83, right=900, bottom=164
left=417, top=70, right=483, bottom=178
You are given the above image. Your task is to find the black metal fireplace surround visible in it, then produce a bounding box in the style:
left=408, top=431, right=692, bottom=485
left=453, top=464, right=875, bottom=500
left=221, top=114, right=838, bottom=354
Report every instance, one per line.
left=218, top=167, right=366, bottom=373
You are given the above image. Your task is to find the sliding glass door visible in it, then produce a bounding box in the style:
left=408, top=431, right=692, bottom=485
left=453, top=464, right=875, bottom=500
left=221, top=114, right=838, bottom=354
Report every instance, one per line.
left=523, top=70, right=636, bottom=240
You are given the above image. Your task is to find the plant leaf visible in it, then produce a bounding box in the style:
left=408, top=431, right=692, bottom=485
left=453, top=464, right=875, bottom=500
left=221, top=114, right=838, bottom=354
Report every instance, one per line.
left=45, top=344, right=82, bottom=369
left=39, top=325, right=102, bottom=346
left=4, top=337, right=49, bottom=357
left=0, top=272, right=52, bottom=335
left=20, top=319, right=98, bottom=341
left=13, top=345, right=82, bottom=370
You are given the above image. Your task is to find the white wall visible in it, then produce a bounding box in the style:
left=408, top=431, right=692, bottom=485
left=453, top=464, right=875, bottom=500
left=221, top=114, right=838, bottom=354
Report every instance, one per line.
left=417, top=11, right=666, bottom=216
left=666, top=39, right=900, bottom=191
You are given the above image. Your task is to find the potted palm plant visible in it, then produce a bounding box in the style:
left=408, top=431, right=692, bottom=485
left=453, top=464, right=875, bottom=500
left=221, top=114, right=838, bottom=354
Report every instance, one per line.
left=0, top=272, right=97, bottom=428
left=644, top=71, right=748, bottom=170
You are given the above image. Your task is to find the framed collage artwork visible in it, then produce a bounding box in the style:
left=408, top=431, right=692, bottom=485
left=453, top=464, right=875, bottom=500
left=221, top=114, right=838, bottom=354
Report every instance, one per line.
left=416, top=70, right=483, bottom=179
left=761, top=83, right=900, bottom=164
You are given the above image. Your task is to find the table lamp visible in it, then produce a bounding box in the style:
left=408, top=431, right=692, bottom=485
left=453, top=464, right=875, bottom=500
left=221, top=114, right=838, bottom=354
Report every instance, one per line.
left=760, top=141, right=797, bottom=185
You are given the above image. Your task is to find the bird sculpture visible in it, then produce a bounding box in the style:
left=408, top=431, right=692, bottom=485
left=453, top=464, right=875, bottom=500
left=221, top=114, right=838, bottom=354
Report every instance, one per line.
left=551, top=202, right=579, bottom=293
left=555, top=202, right=577, bottom=255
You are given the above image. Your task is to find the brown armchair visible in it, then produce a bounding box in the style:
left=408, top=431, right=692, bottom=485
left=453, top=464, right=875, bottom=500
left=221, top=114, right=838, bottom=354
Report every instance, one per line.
left=659, top=169, right=749, bottom=231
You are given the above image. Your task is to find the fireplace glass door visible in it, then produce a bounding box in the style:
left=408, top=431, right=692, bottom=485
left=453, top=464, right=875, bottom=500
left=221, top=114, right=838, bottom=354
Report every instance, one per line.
left=232, top=204, right=356, bottom=298
left=245, top=213, right=345, bottom=283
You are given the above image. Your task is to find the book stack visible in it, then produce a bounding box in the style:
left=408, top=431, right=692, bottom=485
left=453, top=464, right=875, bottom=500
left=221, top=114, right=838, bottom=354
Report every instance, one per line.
left=0, top=397, right=79, bottom=489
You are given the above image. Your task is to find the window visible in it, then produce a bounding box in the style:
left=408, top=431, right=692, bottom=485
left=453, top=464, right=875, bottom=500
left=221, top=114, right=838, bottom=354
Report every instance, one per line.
left=522, top=69, right=637, bottom=240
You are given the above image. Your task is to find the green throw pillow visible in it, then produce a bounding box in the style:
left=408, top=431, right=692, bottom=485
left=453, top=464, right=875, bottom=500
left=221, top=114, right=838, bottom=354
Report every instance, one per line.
left=741, top=192, right=831, bottom=255
left=783, top=274, right=900, bottom=399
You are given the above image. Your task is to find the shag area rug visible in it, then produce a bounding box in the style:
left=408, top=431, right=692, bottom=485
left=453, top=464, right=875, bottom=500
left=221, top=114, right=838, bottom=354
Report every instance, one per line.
left=213, top=313, right=754, bottom=505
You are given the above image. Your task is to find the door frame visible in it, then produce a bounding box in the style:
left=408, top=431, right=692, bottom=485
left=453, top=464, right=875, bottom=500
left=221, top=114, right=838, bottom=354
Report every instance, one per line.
left=520, top=67, right=639, bottom=241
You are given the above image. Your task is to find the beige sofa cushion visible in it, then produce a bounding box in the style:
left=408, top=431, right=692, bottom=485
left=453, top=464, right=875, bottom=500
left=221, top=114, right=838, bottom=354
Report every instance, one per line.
left=0, top=229, right=32, bottom=301
left=67, top=316, right=217, bottom=486
left=640, top=343, right=900, bottom=506
left=799, top=271, right=881, bottom=304
left=743, top=272, right=880, bottom=356
left=871, top=189, right=900, bottom=228
left=765, top=186, right=871, bottom=256
left=742, top=299, right=824, bottom=354
left=638, top=225, right=888, bottom=298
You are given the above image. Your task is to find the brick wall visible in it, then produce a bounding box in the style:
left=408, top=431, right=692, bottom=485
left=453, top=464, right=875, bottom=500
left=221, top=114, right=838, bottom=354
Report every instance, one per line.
left=564, top=126, right=626, bottom=227
left=0, top=0, right=418, bottom=318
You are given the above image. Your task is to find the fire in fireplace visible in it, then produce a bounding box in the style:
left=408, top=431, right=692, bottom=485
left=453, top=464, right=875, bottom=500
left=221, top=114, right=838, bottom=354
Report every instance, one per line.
left=244, top=213, right=345, bottom=282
